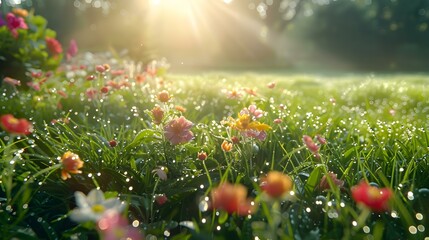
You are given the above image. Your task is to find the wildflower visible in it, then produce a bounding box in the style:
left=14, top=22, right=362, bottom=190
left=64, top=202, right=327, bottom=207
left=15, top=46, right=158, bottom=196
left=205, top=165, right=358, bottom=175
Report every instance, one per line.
left=96, top=65, right=106, bottom=73
left=318, top=172, right=344, bottom=191
left=157, top=90, right=171, bottom=103
left=151, top=106, right=164, bottom=125
left=57, top=90, right=68, bottom=98
left=27, top=81, right=40, bottom=91
left=155, top=194, right=168, bottom=205
left=3, top=77, right=21, bottom=86
left=60, top=151, right=84, bottom=180
left=231, top=136, right=240, bottom=144
left=175, top=105, right=186, bottom=113
left=164, top=116, right=194, bottom=145
left=100, top=86, right=109, bottom=94
left=111, top=69, right=125, bottom=76
left=0, top=114, right=32, bottom=135
left=197, top=151, right=208, bottom=161
left=135, top=74, right=145, bottom=83
left=97, top=210, right=143, bottom=240
left=351, top=181, right=392, bottom=212
left=86, top=88, right=98, bottom=100
left=273, top=118, right=282, bottom=124
left=70, top=189, right=125, bottom=223
left=86, top=75, right=96, bottom=81
left=303, top=135, right=320, bottom=158
left=226, top=89, right=242, bottom=99
left=316, top=134, right=327, bottom=145
left=103, top=64, right=111, bottom=72
left=152, top=166, right=168, bottom=181
left=6, top=13, right=27, bottom=38
left=240, top=104, right=264, bottom=119
left=221, top=140, right=233, bottom=152
left=243, top=87, right=257, bottom=96
left=66, top=39, right=78, bottom=60
left=267, top=82, right=276, bottom=89
left=45, top=37, right=63, bottom=56
left=12, top=8, right=28, bottom=18
left=242, top=129, right=267, bottom=141
left=230, top=114, right=271, bottom=132
left=329, top=98, right=336, bottom=105
left=210, top=182, right=254, bottom=215
left=260, top=171, right=293, bottom=199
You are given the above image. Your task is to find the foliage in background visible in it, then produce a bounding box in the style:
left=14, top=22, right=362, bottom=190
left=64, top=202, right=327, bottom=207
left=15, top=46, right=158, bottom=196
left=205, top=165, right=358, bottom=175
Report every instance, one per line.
left=0, top=8, right=63, bottom=82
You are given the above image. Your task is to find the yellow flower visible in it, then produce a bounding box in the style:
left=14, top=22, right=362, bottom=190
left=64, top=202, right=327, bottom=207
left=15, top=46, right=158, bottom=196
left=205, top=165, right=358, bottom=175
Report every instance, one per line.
left=230, top=114, right=271, bottom=132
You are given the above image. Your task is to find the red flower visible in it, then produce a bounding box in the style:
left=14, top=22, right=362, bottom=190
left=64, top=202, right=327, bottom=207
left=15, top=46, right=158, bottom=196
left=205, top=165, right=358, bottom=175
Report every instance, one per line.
left=60, top=151, right=84, bottom=180
left=45, top=37, right=63, bottom=56
left=210, top=182, right=254, bottom=215
left=164, top=116, right=193, bottom=145
left=197, top=151, right=208, bottom=161
left=351, top=181, right=392, bottom=212
left=0, top=114, right=32, bottom=135
left=260, top=171, right=293, bottom=199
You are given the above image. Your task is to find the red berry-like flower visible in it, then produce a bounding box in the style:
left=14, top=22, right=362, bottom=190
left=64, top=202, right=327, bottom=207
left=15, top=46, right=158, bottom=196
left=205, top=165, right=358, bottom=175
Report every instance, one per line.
left=157, top=90, right=171, bottom=103
left=351, top=181, right=392, bottom=212
left=0, top=114, right=32, bottom=135
left=197, top=151, right=208, bottom=161
left=155, top=194, right=168, bottom=205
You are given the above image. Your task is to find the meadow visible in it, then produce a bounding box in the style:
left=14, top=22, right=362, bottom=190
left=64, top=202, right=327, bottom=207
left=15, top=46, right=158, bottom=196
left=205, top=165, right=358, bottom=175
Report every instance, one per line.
left=1, top=53, right=429, bottom=239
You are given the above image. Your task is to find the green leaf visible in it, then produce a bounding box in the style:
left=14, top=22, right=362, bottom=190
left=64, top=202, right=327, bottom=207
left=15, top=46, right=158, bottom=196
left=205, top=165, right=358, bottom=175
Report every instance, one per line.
left=218, top=211, right=229, bottom=224
left=304, top=165, right=323, bottom=195
left=125, top=129, right=161, bottom=151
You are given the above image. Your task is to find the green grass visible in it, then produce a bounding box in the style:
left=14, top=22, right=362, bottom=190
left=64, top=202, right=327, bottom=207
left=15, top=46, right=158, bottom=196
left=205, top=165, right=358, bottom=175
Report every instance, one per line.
left=1, top=59, right=429, bottom=239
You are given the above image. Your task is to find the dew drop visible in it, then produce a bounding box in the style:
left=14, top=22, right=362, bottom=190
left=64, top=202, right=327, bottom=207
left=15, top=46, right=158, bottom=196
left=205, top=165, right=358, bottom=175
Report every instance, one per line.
left=409, top=226, right=417, bottom=234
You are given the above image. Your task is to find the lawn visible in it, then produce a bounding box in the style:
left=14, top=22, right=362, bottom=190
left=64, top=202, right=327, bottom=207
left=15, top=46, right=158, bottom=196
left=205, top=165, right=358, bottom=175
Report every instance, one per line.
left=1, top=54, right=429, bottom=239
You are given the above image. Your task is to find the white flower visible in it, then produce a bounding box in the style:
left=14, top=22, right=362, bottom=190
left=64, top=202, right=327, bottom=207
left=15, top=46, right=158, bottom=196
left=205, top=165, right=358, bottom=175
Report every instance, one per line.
left=69, top=189, right=125, bottom=223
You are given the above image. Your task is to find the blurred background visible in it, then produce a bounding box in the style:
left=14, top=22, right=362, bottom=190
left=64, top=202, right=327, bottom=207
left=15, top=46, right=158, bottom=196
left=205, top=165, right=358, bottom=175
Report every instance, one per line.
left=2, top=0, right=429, bottom=72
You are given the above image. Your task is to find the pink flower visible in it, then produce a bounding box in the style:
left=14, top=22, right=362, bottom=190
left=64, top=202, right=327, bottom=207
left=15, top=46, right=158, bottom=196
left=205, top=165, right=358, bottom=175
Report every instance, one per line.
left=97, top=211, right=143, bottom=240
left=6, top=13, right=27, bottom=38
left=3, top=77, right=21, bottom=86
left=164, top=116, right=194, bottom=145
left=319, top=172, right=344, bottom=191
left=45, top=37, right=63, bottom=56
left=66, top=39, right=78, bottom=60
left=240, top=104, right=264, bottom=119
left=303, top=135, right=320, bottom=158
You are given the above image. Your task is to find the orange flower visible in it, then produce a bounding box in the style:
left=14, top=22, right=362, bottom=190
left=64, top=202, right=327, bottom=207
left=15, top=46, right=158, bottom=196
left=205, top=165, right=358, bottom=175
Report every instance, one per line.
left=175, top=105, right=186, bottom=113
left=221, top=140, right=233, bottom=152
left=260, top=171, right=293, bottom=199
left=0, top=114, right=33, bottom=135
left=351, top=181, right=392, bottom=212
left=210, top=182, right=254, bottom=215
left=12, top=8, right=28, bottom=18
left=60, top=151, right=84, bottom=180
left=157, top=90, right=171, bottom=103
